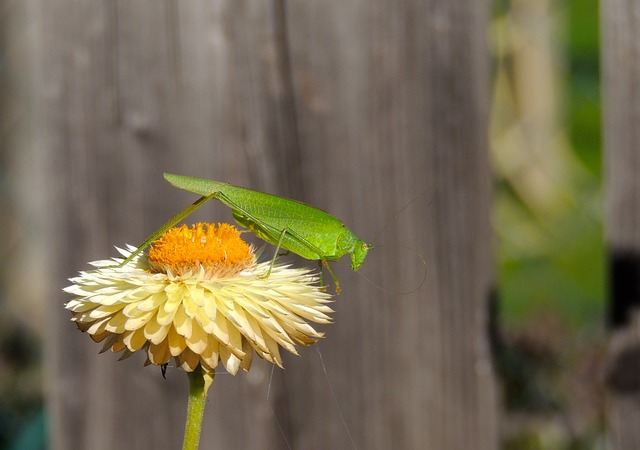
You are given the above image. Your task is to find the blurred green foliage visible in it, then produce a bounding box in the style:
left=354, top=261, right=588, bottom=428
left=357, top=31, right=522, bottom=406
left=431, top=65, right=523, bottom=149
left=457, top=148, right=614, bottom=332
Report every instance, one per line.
left=494, top=0, right=604, bottom=331
left=567, top=0, right=601, bottom=176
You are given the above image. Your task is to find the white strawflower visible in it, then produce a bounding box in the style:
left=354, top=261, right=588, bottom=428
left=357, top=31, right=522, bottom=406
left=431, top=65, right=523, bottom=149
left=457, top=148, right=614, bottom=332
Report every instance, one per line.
left=64, top=223, right=333, bottom=375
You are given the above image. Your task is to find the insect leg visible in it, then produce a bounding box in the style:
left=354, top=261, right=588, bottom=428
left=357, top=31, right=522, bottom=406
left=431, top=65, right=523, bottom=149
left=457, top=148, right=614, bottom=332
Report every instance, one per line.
left=264, top=228, right=288, bottom=278
left=316, top=260, right=329, bottom=292
left=114, top=193, right=218, bottom=267
left=322, top=260, right=341, bottom=295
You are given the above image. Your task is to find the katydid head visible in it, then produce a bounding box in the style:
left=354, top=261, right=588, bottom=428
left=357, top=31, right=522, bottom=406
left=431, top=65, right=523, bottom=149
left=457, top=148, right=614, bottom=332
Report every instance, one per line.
left=351, top=241, right=372, bottom=271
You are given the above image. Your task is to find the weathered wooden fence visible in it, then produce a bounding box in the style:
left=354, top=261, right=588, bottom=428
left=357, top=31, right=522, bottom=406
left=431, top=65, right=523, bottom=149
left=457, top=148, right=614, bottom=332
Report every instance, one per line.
left=29, top=0, right=495, bottom=449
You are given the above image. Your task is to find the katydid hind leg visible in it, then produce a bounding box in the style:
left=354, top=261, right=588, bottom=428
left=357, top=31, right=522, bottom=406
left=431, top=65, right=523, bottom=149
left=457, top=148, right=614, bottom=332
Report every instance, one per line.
left=113, top=193, right=217, bottom=268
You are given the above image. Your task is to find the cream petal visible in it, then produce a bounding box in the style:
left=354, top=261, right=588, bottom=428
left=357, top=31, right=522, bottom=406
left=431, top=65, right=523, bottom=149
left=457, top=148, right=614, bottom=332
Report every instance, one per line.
left=72, top=310, right=98, bottom=324
left=203, top=293, right=217, bottom=321
left=148, top=340, right=171, bottom=365
left=253, top=317, right=297, bottom=355
left=177, top=348, right=200, bottom=372
left=239, top=340, right=253, bottom=371
left=88, top=304, right=124, bottom=319
left=187, top=284, right=205, bottom=307
left=157, top=293, right=181, bottom=325
left=210, top=312, right=231, bottom=348
left=221, top=317, right=244, bottom=359
left=185, top=320, right=208, bottom=354
left=88, top=317, right=111, bottom=335
left=173, top=304, right=192, bottom=338
left=195, top=307, right=214, bottom=334
left=144, top=316, right=170, bottom=345
left=123, top=311, right=154, bottom=331
left=168, top=326, right=187, bottom=356
left=223, top=304, right=263, bottom=351
left=264, top=335, right=284, bottom=367
left=182, top=295, right=199, bottom=318
left=200, top=335, right=219, bottom=369
left=105, top=312, right=129, bottom=333
left=123, top=328, right=147, bottom=351
left=111, top=340, right=126, bottom=353
left=66, top=299, right=99, bottom=312
left=136, top=292, right=166, bottom=312
left=220, top=346, right=242, bottom=376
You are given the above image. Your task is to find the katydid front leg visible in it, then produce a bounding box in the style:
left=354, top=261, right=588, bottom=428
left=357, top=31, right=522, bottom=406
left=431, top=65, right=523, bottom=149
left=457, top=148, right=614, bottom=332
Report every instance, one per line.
left=113, top=194, right=217, bottom=268
left=263, top=228, right=288, bottom=279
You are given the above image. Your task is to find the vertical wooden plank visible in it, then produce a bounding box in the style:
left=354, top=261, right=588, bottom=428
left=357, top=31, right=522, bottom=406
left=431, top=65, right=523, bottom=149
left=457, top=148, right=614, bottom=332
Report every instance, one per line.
left=602, top=0, right=640, bottom=447
left=275, top=0, right=497, bottom=448
left=40, top=2, right=188, bottom=449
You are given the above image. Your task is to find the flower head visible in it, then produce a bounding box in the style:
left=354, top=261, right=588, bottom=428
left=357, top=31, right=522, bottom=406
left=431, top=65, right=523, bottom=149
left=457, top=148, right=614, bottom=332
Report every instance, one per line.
left=64, top=223, right=333, bottom=375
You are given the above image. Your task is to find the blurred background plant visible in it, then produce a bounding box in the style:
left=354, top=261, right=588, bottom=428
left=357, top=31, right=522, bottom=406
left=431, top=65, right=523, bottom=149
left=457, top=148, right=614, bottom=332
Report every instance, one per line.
left=0, top=0, right=604, bottom=448
left=491, top=0, right=605, bottom=448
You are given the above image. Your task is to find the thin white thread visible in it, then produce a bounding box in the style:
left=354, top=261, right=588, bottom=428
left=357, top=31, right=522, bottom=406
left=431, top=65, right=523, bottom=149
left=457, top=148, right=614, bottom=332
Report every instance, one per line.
left=266, top=365, right=293, bottom=450
left=316, top=346, right=359, bottom=450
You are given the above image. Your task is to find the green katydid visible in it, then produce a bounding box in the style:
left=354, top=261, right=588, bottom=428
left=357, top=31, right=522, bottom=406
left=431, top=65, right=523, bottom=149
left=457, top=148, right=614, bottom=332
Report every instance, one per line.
left=119, top=173, right=372, bottom=293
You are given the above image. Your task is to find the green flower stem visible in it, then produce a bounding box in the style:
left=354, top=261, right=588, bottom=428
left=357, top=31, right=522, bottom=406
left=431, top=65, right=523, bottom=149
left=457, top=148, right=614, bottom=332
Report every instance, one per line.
left=182, top=367, right=214, bottom=450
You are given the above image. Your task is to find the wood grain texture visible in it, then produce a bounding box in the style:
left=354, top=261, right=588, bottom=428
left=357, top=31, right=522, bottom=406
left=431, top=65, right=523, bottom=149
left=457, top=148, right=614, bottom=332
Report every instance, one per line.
left=603, top=0, right=640, bottom=447
left=603, top=0, right=640, bottom=248
left=37, top=1, right=497, bottom=449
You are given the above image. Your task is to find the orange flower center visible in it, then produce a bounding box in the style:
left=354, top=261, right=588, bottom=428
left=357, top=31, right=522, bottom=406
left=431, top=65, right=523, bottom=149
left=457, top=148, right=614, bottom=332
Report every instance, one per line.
left=147, top=223, right=254, bottom=276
